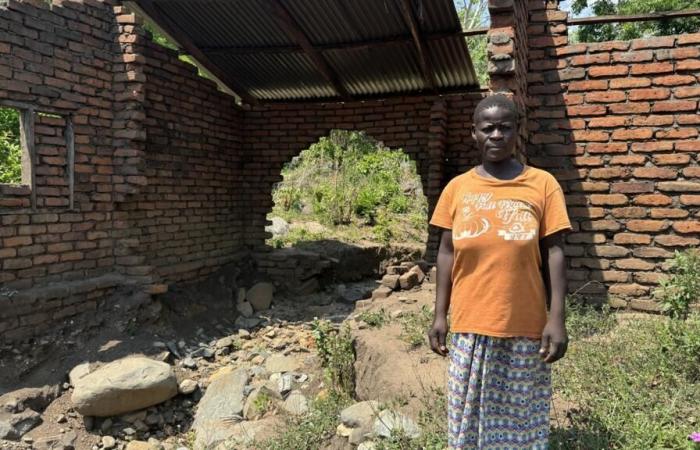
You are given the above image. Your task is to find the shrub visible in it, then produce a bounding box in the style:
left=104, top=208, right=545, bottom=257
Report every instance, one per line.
left=0, top=107, right=22, bottom=185
left=656, top=249, right=700, bottom=320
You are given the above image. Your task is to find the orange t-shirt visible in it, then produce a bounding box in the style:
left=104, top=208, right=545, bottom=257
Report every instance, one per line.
left=429, top=165, right=572, bottom=339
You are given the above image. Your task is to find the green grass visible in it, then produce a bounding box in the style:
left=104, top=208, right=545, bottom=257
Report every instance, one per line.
left=358, top=308, right=390, bottom=328
left=399, top=305, right=433, bottom=349
left=551, top=308, right=700, bottom=450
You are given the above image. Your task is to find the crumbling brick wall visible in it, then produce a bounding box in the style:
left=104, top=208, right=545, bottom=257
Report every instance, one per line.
left=243, top=93, right=484, bottom=263
left=527, top=0, right=700, bottom=310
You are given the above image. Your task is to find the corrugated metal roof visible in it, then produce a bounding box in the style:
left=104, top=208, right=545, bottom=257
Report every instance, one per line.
left=142, top=0, right=480, bottom=102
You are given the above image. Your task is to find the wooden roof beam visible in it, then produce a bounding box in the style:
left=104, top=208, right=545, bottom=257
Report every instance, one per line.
left=398, top=0, right=438, bottom=92
left=132, top=0, right=256, bottom=104
left=267, top=0, right=351, bottom=100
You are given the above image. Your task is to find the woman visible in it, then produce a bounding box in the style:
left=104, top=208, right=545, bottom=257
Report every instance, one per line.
left=428, top=94, right=572, bottom=449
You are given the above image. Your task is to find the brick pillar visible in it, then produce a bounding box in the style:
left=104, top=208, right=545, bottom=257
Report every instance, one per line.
left=112, top=6, right=161, bottom=293
left=426, top=99, right=447, bottom=262
left=487, top=0, right=530, bottom=161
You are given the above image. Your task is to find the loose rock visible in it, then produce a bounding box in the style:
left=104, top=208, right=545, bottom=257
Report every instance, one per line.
left=178, top=379, right=198, bottom=395
left=247, top=282, right=274, bottom=311
left=71, top=357, right=178, bottom=417
left=373, top=410, right=420, bottom=439
left=282, top=390, right=308, bottom=416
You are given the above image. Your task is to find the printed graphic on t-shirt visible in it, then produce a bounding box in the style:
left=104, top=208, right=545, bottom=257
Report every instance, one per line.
left=454, top=192, right=537, bottom=241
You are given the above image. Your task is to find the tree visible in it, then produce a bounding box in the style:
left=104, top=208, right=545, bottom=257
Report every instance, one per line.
left=571, top=0, right=700, bottom=42
left=454, top=0, right=490, bottom=86
left=0, top=108, right=22, bottom=185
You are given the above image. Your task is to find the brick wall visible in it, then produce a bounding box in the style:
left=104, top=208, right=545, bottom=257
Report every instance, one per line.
left=243, top=93, right=484, bottom=263
left=527, top=0, right=700, bottom=309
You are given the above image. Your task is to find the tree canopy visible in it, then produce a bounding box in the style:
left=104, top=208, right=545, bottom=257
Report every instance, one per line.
left=571, top=0, right=700, bottom=42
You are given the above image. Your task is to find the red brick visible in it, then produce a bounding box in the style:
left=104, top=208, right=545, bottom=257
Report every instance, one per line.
left=631, top=115, right=674, bottom=126
left=683, top=167, right=700, bottom=177
left=611, top=50, right=653, bottom=63
left=628, top=88, right=670, bottom=101
left=678, top=114, right=700, bottom=125
left=655, top=235, right=700, bottom=247
left=634, top=272, right=665, bottom=284
left=650, top=208, right=689, bottom=219
left=652, top=100, right=697, bottom=113
left=589, top=168, right=628, bottom=179
left=567, top=105, right=607, bottom=116
left=588, top=116, right=627, bottom=128
left=672, top=47, right=700, bottom=59
left=581, top=219, right=622, bottom=231
left=4, top=236, right=32, bottom=247
left=610, top=155, right=646, bottom=165
left=674, top=87, right=700, bottom=99
left=585, top=142, right=627, bottom=154
left=572, top=54, right=610, bottom=66
left=634, top=194, right=672, bottom=206
left=591, top=270, right=631, bottom=282
left=614, top=233, right=652, bottom=245
left=612, top=207, right=647, bottom=218
left=657, top=128, right=699, bottom=139
left=610, top=103, right=650, bottom=114
left=626, top=220, right=670, bottom=232
left=610, top=77, right=651, bottom=89
left=676, top=141, right=700, bottom=152
left=612, top=128, right=653, bottom=140
left=653, top=154, right=691, bottom=165
left=631, top=36, right=675, bottom=49
left=589, top=245, right=630, bottom=258
left=672, top=221, right=700, bottom=234
left=615, top=258, right=656, bottom=270
left=570, top=181, right=610, bottom=192
left=588, top=41, right=630, bottom=53
left=589, top=66, right=629, bottom=78
left=632, top=167, right=677, bottom=179
left=573, top=130, right=609, bottom=142
left=572, top=156, right=604, bottom=166
left=657, top=181, right=700, bottom=192
left=634, top=247, right=673, bottom=258
left=568, top=207, right=606, bottom=218
left=653, top=75, right=696, bottom=86
left=590, top=194, right=628, bottom=206
left=609, top=284, right=650, bottom=296
left=568, top=80, right=608, bottom=91
left=678, top=33, right=700, bottom=45
left=680, top=195, right=700, bottom=205
left=677, top=59, right=700, bottom=71
left=585, top=91, right=626, bottom=103
left=630, top=62, right=674, bottom=75
left=611, top=182, right=654, bottom=194
left=567, top=233, right=607, bottom=244
left=631, top=141, right=673, bottom=153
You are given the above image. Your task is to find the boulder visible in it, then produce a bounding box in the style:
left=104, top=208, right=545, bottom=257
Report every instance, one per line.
left=192, top=368, right=249, bottom=449
left=408, top=265, right=425, bottom=284
left=340, top=400, right=380, bottom=428
left=265, top=217, right=289, bottom=236
left=264, top=355, right=301, bottom=374
left=247, top=282, right=274, bottom=311
left=236, top=300, right=254, bottom=318
left=373, top=410, right=420, bottom=439
left=282, top=390, right=308, bottom=416
left=71, top=357, right=178, bottom=417
left=371, top=286, right=392, bottom=300
left=0, top=409, right=41, bottom=440
left=380, top=274, right=400, bottom=290
left=398, top=270, right=418, bottom=290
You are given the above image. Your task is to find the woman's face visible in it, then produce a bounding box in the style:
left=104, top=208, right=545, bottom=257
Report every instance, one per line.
left=471, top=106, right=517, bottom=163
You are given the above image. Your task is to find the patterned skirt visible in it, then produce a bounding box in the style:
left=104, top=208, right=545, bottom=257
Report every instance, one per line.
left=447, top=333, right=551, bottom=450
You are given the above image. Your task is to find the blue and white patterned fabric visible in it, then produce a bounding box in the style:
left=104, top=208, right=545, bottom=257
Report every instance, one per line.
left=448, top=333, right=551, bottom=449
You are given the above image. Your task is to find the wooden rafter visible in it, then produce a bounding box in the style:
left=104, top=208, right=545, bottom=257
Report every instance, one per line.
left=200, top=28, right=490, bottom=56
left=266, top=0, right=350, bottom=100
left=133, top=0, right=256, bottom=104
left=398, top=0, right=438, bottom=92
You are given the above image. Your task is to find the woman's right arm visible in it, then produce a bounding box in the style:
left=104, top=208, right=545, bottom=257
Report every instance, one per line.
left=429, top=229, right=453, bottom=356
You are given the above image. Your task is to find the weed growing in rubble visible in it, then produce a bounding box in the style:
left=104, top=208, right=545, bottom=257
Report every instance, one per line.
left=311, top=319, right=355, bottom=397
left=399, top=305, right=433, bottom=349
left=357, top=308, right=390, bottom=328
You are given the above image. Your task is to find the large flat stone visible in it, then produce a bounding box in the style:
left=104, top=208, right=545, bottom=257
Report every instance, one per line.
left=71, top=357, right=177, bottom=417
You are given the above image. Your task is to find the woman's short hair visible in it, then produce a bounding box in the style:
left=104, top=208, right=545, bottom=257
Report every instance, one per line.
left=473, top=93, right=519, bottom=122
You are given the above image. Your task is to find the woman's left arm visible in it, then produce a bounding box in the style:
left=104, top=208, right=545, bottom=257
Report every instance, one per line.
left=539, top=230, right=568, bottom=364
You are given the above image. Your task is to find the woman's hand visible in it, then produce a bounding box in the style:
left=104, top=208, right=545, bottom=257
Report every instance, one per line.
left=539, top=317, right=568, bottom=363
left=428, top=315, right=449, bottom=356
